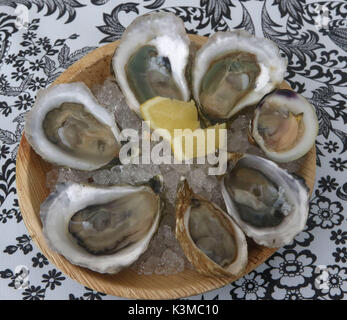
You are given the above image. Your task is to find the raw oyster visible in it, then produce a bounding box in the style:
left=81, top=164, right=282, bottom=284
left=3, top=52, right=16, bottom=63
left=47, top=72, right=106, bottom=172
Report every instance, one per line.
left=25, top=82, right=121, bottom=171
left=176, top=179, right=248, bottom=277
left=251, top=89, right=318, bottom=162
left=222, top=153, right=310, bottom=247
left=112, top=12, right=191, bottom=116
left=40, top=178, right=163, bottom=274
left=192, top=30, right=287, bottom=121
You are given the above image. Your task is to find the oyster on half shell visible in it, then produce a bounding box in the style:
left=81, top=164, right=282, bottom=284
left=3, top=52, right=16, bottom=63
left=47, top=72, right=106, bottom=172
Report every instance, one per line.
left=25, top=82, right=121, bottom=171
left=176, top=179, right=248, bottom=277
left=40, top=177, right=163, bottom=274
left=222, top=153, right=310, bottom=248
left=251, top=89, right=318, bottom=162
left=112, top=12, right=191, bottom=116
left=192, top=30, right=287, bottom=122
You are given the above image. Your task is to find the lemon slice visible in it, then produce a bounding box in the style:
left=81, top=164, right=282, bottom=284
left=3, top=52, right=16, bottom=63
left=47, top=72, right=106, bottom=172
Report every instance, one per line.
left=140, top=96, right=226, bottom=161
left=172, top=123, right=227, bottom=161
left=140, top=96, right=200, bottom=137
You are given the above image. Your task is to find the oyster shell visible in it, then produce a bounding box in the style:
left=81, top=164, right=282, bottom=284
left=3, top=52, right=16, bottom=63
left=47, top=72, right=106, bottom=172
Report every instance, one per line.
left=25, top=82, right=121, bottom=171
left=192, top=30, right=287, bottom=121
left=176, top=179, right=248, bottom=277
left=251, top=89, right=318, bottom=162
left=222, top=153, right=310, bottom=247
left=40, top=178, right=163, bottom=274
left=112, top=12, right=191, bottom=116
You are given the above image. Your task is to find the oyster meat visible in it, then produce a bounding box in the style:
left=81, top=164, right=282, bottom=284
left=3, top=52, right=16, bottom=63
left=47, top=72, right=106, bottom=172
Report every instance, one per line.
left=112, top=12, right=191, bottom=116
left=25, top=82, right=121, bottom=171
left=251, top=89, right=318, bottom=162
left=176, top=179, right=248, bottom=277
left=222, top=153, right=310, bottom=247
left=41, top=178, right=162, bottom=274
left=192, top=30, right=287, bottom=121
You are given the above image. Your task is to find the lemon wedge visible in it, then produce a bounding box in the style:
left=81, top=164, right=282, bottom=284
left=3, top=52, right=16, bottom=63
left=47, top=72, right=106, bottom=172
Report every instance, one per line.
left=140, top=96, right=200, bottom=137
left=140, top=96, right=226, bottom=160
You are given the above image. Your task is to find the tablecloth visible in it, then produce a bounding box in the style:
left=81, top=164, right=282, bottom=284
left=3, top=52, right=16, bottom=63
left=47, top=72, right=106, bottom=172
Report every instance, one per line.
left=0, top=0, right=346, bottom=300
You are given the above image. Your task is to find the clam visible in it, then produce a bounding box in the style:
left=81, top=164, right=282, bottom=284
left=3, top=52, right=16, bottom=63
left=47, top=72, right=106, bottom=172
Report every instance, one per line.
left=112, top=12, right=191, bottom=116
left=40, top=177, right=163, bottom=274
left=250, top=89, right=318, bottom=162
left=24, top=82, right=121, bottom=171
left=176, top=179, right=248, bottom=277
left=221, top=153, right=310, bottom=247
left=192, top=30, right=287, bottom=122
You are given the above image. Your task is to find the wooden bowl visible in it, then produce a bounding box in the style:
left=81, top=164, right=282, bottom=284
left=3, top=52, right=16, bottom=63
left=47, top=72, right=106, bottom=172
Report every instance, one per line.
left=16, top=35, right=316, bottom=299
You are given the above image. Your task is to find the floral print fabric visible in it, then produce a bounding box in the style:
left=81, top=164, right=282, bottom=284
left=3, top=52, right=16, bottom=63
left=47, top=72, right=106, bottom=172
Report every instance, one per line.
left=0, top=0, right=346, bottom=300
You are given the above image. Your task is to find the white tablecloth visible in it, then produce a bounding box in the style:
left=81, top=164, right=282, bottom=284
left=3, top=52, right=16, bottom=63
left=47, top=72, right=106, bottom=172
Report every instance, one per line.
left=0, top=0, right=346, bottom=300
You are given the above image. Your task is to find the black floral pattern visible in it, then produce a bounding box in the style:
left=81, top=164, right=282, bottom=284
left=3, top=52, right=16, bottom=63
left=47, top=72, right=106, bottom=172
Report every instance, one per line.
left=332, top=248, right=347, bottom=264
left=323, top=140, right=339, bottom=153
left=229, top=271, right=267, bottom=299
left=318, top=175, right=338, bottom=193
left=32, top=252, right=49, bottom=268
left=0, top=159, right=16, bottom=207
left=0, top=0, right=346, bottom=300
left=316, top=265, right=347, bottom=300
left=11, top=67, right=29, bottom=81
left=0, top=145, right=10, bottom=159
left=309, top=196, right=343, bottom=229
left=273, top=283, right=316, bottom=300
left=4, top=234, right=32, bottom=255
left=264, top=249, right=322, bottom=299
left=42, top=269, right=66, bottom=290
left=337, top=183, right=347, bottom=202
left=14, top=93, right=34, bottom=111
left=0, top=199, right=22, bottom=223
left=0, top=0, right=85, bottom=24
left=68, top=287, right=107, bottom=300
left=97, top=3, right=140, bottom=43
left=265, top=250, right=316, bottom=288
left=0, top=266, right=29, bottom=290
left=22, top=285, right=45, bottom=300
left=0, top=208, right=14, bottom=223
left=200, top=0, right=235, bottom=28
left=329, top=158, right=347, bottom=172
left=330, top=230, right=347, bottom=246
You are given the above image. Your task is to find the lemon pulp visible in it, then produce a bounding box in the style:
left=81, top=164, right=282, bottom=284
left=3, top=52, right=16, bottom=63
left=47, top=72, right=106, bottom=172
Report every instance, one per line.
left=140, top=97, right=226, bottom=160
